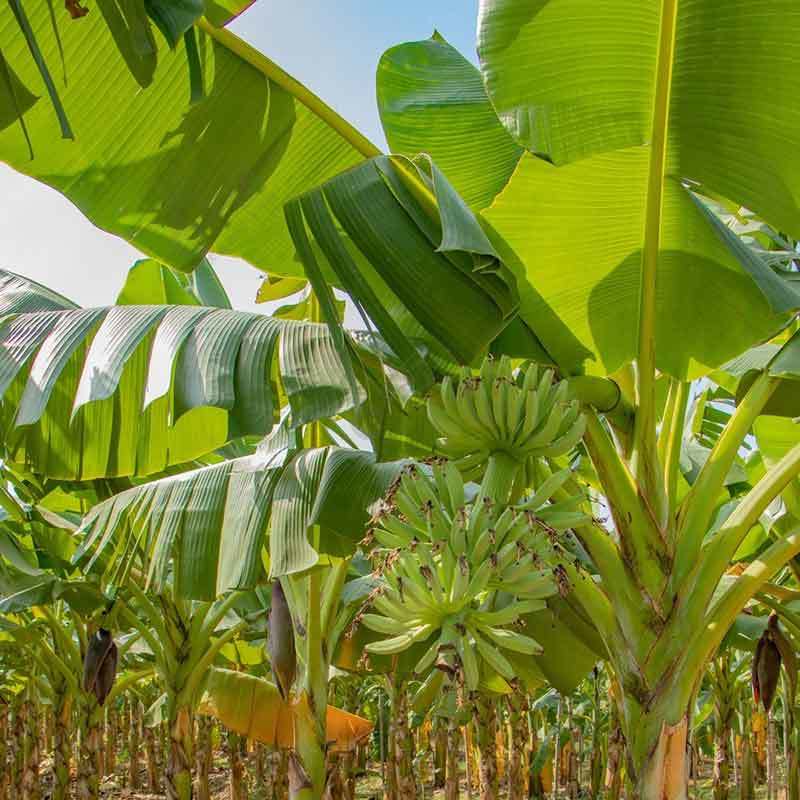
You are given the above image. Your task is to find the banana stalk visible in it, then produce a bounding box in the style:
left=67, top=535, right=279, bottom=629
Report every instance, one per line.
left=52, top=691, right=72, bottom=800
left=507, top=693, right=529, bottom=800
left=474, top=694, right=499, bottom=800
left=711, top=654, right=735, bottom=800
left=166, top=704, right=194, bottom=800
left=77, top=695, right=103, bottom=800
left=227, top=728, right=247, bottom=800
left=21, top=690, right=40, bottom=800
left=128, top=699, right=141, bottom=790
left=195, top=715, right=213, bottom=800
left=144, top=718, right=160, bottom=794
left=391, top=680, right=416, bottom=800
left=105, top=703, right=117, bottom=777
left=445, top=715, right=460, bottom=800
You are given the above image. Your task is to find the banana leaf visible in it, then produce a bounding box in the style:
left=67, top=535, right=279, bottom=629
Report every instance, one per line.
left=0, top=269, right=364, bottom=480
left=198, top=667, right=373, bottom=751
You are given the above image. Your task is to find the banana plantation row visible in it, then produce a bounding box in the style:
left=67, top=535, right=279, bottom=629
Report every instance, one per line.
left=2, top=1, right=800, bottom=800
left=0, top=647, right=796, bottom=800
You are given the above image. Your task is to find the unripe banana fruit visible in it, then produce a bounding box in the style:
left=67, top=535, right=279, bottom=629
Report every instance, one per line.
left=364, top=458, right=588, bottom=691
left=427, top=357, right=586, bottom=475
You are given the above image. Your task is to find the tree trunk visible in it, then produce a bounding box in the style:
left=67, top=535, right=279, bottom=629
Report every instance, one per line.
left=340, top=748, right=356, bottom=800
left=52, top=692, right=72, bottom=800
left=276, top=750, right=289, bottom=800
left=105, top=704, right=116, bottom=778
left=528, top=724, right=545, bottom=800
left=445, top=716, right=459, bottom=800
left=589, top=670, right=605, bottom=800
left=291, top=692, right=326, bottom=800
left=474, top=694, right=499, bottom=800
left=0, top=702, right=8, bottom=800
left=712, top=713, right=731, bottom=800
left=324, top=753, right=344, bottom=799
left=551, top=696, right=561, bottom=800
left=77, top=697, right=103, bottom=800
left=227, top=728, right=247, bottom=800
left=166, top=705, right=195, bottom=800
left=13, top=700, right=25, bottom=799
left=128, top=699, right=141, bottom=790
left=392, top=682, right=416, bottom=800
left=22, top=695, right=41, bottom=800
left=767, top=711, right=777, bottom=800
left=142, top=717, right=160, bottom=793
left=711, top=658, right=734, bottom=800
left=740, top=730, right=756, bottom=800
left=507, top=694, right=529, bottom=800
left=195, top=716, right=213, bottom=800
left=604, top=702, right=623, bottom=800
left=630, top=716, right=689, bottom=800
left=432, top=721, right=446, bottom=790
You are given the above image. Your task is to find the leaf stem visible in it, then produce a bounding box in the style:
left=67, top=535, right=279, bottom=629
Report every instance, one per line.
left=631, top=0, right=679, bottom=522
left=673, top=372, right=777, bottom=589
left=197, top=20, right=380, bottom=160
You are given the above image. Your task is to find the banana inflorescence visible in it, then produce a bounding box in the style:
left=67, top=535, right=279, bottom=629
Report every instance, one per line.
left=427, top=357, right=586, bottom=476
left=82, top=628, right=118, bottom=706
left=362, top=455, right=588, bottom=692
left=752, top=613, right=794, bottom=712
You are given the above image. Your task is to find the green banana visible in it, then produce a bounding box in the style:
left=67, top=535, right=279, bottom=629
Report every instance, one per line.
left=480, top=625, right=543, bottom=655
left=365, top=624, right=434, bottom=655
left=472, top=628, right=515, bottom=680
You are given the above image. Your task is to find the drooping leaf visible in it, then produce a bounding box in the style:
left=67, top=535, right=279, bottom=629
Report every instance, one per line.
left=75, top=432, right=402, bottom=598
left=198, top=668, right=373, bottom=751
left=74, top=424, right=291, bottom=599
left=0, top=271, right=364, bottom=479
left=288, top=155, right=519, bottom=372
left=269, top=447, right=405, bottom=577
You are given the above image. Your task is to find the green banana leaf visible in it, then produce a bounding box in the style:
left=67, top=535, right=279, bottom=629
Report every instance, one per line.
left=0, top=564, right=105, bottom=614
left=0, top=269, right=364, bottom=480
left=75, top=432, right=404, bottom=599
left=0, top=269, right=78, bottom=315
left=376, top=32, right=523, bottom=210
left=377, top=1, right=800, bottom=379
left=714, top=330, right=800, bottom=417
left=521, top=605, right=602, bottom=695
left=0, top=6, right=376, bottom=272
left=268, top=446, right=404, bottom=578
left=116, top=257, right=231, bottom=308
left=286, top=153, right=521, bottom=378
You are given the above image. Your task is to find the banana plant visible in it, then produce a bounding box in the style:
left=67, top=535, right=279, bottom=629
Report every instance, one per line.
left=5, top=1, right=800, bottom=785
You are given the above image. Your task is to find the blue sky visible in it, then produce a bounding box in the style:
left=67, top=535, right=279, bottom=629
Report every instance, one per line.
left=0, top=2, right=479, bottom=310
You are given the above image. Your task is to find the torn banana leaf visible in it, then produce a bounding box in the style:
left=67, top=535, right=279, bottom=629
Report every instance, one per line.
left=0, top=269, right=364, bottom=480
left=74, top=436, right=404, bottom=598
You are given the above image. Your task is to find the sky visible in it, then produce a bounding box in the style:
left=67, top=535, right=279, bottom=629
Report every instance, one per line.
left=0, top=2, right=479, bottom=312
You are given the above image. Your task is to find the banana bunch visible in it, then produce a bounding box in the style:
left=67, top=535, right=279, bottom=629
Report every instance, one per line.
left=427, top=357, right=585, bottom=472
left=362, top=459, right=588, bottom=691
